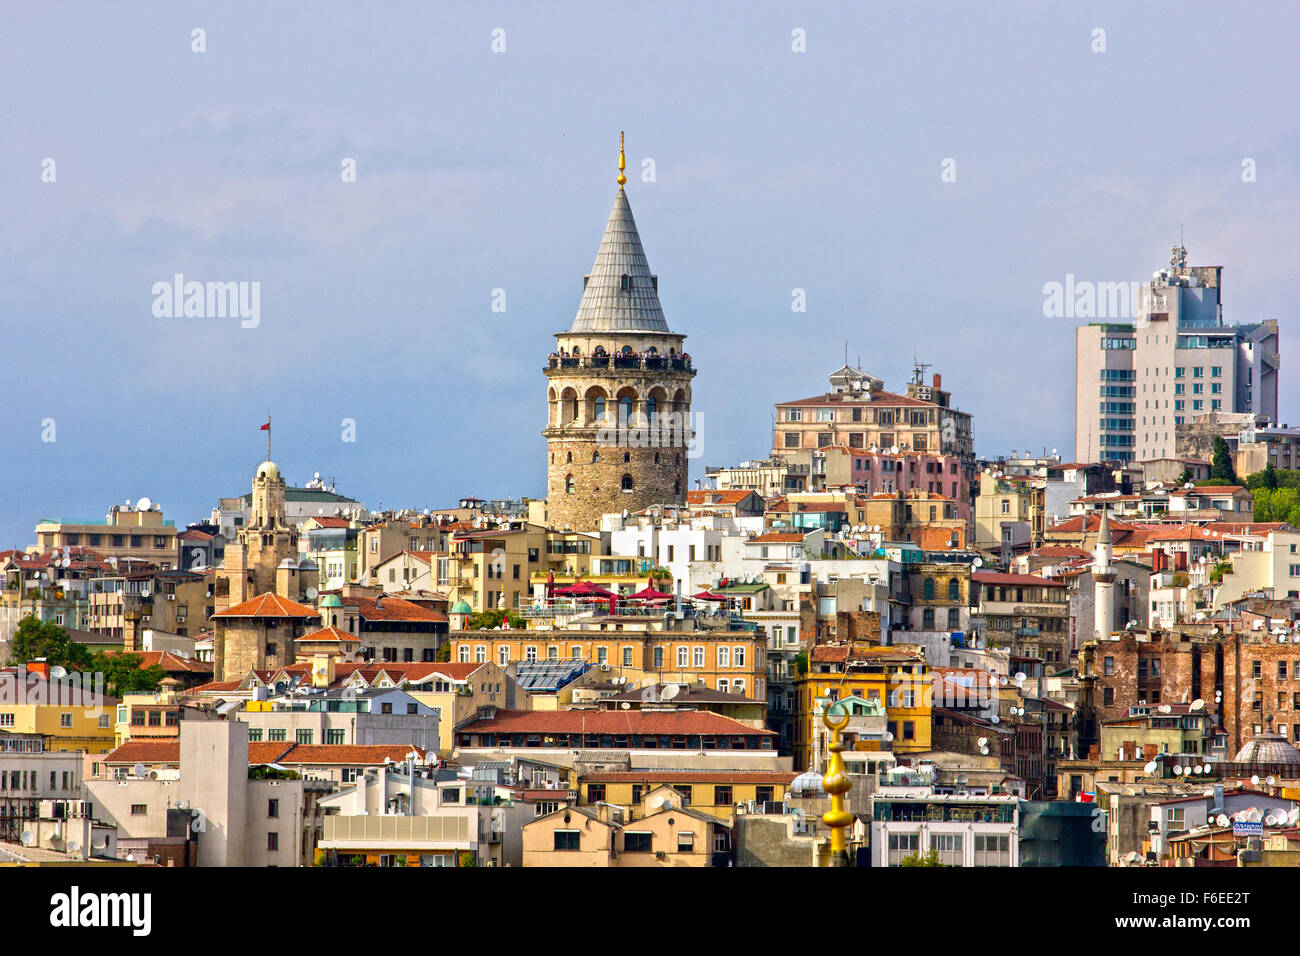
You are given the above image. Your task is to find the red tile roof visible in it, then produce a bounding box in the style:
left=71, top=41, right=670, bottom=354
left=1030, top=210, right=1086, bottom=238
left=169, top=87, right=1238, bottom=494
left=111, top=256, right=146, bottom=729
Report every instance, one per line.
left=295, top=626, right=361, bottom=644
left=101, top=650, right=211, bottom=674
left=459, top=709, right=775, bottom=737
left=307, top=516, right=352, bottom=528
left=355, top=596, right=444, bottom=623
left=277, top=744, right=429, bottom=765
left=686, top=490, right=759, bottom=505
left=749, top=532, right=807, bottom=543
left=104, top=741, right=183, bottom=764
left=213, top=593, right=320, bottom=619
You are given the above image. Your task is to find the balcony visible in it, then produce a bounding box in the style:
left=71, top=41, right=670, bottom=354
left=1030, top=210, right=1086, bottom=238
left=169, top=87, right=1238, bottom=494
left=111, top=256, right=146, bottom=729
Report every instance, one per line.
left=547, top=355, right=693, bottom=373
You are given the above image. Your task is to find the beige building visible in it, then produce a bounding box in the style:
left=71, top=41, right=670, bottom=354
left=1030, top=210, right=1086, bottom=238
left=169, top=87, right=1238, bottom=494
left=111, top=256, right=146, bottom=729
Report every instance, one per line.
left=521, top=787, right=730, bottom=867
left=974, top=475, right=1046, bottom=551
left=35, top=501, right=179, bottom=569
left=544, top=147, right=695, bottom=532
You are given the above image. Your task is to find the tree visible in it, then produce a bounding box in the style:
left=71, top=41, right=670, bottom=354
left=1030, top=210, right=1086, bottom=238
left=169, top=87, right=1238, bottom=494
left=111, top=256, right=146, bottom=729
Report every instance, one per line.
left=465, top=609, right=523, bottom=630
left=8, top=617, right=92, bottom=671
left=1209, top=436, right=1239, bottom=485
left=1253, top=487, right=1274, bottom=521
left=90, top=652, right=168, bottom=698
left=1263, top=461, right=1280, bottom=489
left=900, top=849, right=947, bottom=867
left=1176, top=467, right=1194, bottom=487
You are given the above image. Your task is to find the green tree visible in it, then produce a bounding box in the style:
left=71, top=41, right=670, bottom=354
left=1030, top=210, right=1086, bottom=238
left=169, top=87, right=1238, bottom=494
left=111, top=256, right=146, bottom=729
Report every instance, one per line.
left=8, top=616, right=92, bottom=670
left=1176, top=467, right=1194, bottom=486
left=1209, top=436, right=1239, bottom=485
left=465, top=609, right=524, bottom=630
left=1254, top=487, right=1274, bottom=521
left=90, top=652, right=168, bottom=698
left=900, top=849, right=947, bottom=867
left=1262, top=461, right=1279, bottom=489
left=435, top=641, right=451, bottom=662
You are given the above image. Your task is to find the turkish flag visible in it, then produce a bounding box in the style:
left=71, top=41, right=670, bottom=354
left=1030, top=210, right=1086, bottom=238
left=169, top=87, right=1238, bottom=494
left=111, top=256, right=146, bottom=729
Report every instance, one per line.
left=260, top=421, right=270, bottom=431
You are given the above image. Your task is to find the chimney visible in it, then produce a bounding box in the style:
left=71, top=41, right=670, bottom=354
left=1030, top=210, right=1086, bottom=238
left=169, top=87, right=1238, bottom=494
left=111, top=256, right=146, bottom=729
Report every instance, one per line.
left=932, top=373, right=942, bottom=390
left=27, top=659, right=50, bottom=679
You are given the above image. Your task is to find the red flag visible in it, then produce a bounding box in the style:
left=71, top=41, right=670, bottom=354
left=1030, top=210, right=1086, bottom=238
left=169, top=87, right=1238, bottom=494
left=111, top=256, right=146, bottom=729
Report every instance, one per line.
left=260, top=421, right=270, bottom=431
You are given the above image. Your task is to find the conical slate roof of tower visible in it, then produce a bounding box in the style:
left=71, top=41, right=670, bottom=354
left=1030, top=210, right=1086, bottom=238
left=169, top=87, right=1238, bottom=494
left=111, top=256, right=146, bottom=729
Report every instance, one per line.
left=1097, top=508, right=1112, bottom=545
left=569, top=188, right=670, bottom=333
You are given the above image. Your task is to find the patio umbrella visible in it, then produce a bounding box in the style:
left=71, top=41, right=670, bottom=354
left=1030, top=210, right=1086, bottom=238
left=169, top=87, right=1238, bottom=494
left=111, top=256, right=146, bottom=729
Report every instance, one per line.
left=692, top=590, right=728, bottom=602
left=554, top=580, right=616, bottom=599
left=627, top=586, right=674, bottom=602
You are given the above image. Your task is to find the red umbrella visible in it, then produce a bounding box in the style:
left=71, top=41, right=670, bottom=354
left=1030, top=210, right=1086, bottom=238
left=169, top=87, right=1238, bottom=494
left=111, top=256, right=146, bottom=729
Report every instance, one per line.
left=554, top=580, right=616, bottom=599
left=545, top=570, right=555, bottom=600
left=692, top=590, right=728, bottom=602
left=627, top=586, right=674, bottom=602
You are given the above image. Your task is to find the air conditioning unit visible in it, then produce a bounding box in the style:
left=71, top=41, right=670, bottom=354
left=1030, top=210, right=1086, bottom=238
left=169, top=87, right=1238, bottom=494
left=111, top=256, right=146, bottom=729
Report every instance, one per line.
left=166, top=594, right=175, bottom=601
left=600, top=664, right=610, bottom=672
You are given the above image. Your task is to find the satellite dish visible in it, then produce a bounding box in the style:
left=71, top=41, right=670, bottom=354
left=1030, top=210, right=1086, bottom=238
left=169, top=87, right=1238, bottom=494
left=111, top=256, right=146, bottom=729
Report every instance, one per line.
left=661, top=684, right=680, bottom=700
left=19, top=830, right=34, bottom=847
left=1217, top=814, right=1229, bottom=827
left=1251, top=775, right=1261, bottom=786
left=306, top=586, right=319, bottom=600
left=1193, top=765, right=1203, bottom=774
left=977, top=737, right=988, bottom=748
left=1267, top=775, right=1277, bottom=786
left=132, top=762, right=147, bottom=778
left=136, top=496, right=153, bottom=511
left=1014, top=672, right=1027, bottom=684
left=620, top=701, right=631, bottom=709
left=1190, top=699, right=1204, bottom=711
left=1143, top=761, right=1158, bottom=774
left=1158, top=704, right=1172, bottom=714
left=49, top=665, right=67, bottom=680
left=1174, top=765, right=1184, bottom=776
left=990, top=714, right=1000, bottom=724
left=67, top=841, right=81, bottom=854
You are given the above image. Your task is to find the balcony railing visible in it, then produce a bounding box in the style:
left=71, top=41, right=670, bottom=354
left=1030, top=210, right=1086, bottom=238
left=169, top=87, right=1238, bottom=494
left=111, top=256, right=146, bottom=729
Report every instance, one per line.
left=547, top=355, right=693, bottom=373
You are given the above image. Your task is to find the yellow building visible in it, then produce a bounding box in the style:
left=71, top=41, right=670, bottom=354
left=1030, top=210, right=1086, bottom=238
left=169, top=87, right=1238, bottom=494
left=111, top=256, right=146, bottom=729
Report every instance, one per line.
left=447, top=622, right=768, bottom=701
left=445, top=525, right=602, bottom=613
left=577, top=770, right=796, bottom=823
left=521, top=787, right=730, bottom=867
left=793, top=643, right=932, bottom=768
left=0, top=667, right=118, bottom=754
left=34, top=501, right=180, bottom=569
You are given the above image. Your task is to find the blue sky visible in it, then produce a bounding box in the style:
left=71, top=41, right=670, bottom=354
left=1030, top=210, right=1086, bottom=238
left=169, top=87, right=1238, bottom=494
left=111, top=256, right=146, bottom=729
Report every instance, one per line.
left=1, top=0, right=1297, bottom=546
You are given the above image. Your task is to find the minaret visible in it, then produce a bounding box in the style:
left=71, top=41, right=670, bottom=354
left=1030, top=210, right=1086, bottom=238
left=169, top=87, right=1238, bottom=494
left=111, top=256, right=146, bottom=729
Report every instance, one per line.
left=544, top=133, right=696, bottom=531
left=1093, top=509, right=1116, bottom=638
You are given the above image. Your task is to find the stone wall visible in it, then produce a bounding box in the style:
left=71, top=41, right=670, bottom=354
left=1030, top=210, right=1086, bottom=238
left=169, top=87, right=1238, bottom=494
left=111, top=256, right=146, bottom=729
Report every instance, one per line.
left=547, top=439, right=689, bottom=531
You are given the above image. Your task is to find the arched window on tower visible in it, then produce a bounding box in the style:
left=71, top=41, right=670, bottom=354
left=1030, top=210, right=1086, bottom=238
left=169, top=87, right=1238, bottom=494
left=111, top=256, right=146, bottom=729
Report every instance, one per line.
left=619, top=395, right=633, bottom=422
left=948, top=578, right=960, bottom=601
left=674, top=480, right=680, bottom=496
left=646, top=395, right=657, bottom=421
left=623, top=452, right=631, bottom=464
left=621, top=474, right=635, bottom=493
left=620, top=273, right=630, bottom=291
left=592, top=451, right=600, bottom=463
left=923, top=578, right=936, bottom=600
left=565, top=475, right=575, bottom=495
left=566, top=451, right=573, bottom=464
left=569, top=395, right=579, bottom=421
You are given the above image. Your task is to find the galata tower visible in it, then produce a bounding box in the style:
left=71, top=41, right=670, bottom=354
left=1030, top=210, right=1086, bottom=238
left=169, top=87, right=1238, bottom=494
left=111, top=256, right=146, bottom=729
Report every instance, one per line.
left=544, top=134, right=696, bottom=531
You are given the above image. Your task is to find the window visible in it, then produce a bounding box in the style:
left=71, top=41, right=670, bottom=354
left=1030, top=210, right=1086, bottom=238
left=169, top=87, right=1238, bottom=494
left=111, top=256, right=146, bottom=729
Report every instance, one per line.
left=60, top=713, right=72, bottom=728
left=1166, top=808, right=1185, bottom=830
left=1103, top=687, right=1114, bottom=706
left=268, top=799, right=279, bottom=818
left=296, top=730, right=313, bottom=745
left=653, top=646, right=664, bottom=668
left=717, top=646, right=728, bottom=667
left=887, top=832, right=918, bottom=866
left=677, top=647, right=688, bottom=667
left=621, top=474, right=635, bottom=493
left=677, top=831, right=695, bottom=853
left=441, top=788, right=461, bottom=804
left=526, top=645, right=538, bottom=662
left=248, top=728, right=264, bottom=742
left=715, top=785, right=733, bottom=806
left=733, top=679, right=745, bottom=695
left=130, top=803, right=148, bottom=816
left=718, top=679, right=730, bottom=693
left=930, top=832, right=963, bottom=866
left=498, top=646, right=510, bottom=666
left=973, top=833, right=1010, bottom=866
left=475, top=644, right=486, bottom=663
left=267, top=832, right=279, bottom=851
left=268, top=728, right=287, bottom=742
left=326, top=729, right=345, bottom=745
left=733, top=646, right=746, bottom=667
left=587, top=784, right=606, bottom=803
left=554, top=830, right=580, bottom=851
left=624, top=832, right=652, bottom=853
left=1103, top=656, right=1114, bottom=676
left=623, top=647, right=634, bottom=667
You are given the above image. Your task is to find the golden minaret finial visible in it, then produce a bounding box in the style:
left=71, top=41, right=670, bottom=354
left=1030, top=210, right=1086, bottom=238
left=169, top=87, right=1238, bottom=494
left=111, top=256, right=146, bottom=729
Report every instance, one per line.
left=821, top=699, right=854, bottom=867
left=617, top=131, right=627, bottom=188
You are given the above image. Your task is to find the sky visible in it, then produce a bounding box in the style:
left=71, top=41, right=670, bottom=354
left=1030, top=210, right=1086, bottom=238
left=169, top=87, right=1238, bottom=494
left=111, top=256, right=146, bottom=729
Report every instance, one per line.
left=1, top=0, right=1298, bottom=547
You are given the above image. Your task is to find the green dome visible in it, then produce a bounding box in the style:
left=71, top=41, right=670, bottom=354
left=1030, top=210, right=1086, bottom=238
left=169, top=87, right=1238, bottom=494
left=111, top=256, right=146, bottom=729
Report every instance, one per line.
left=319, top=594, right=343, bottom=608
left=451, top=600, right=472, bottom=614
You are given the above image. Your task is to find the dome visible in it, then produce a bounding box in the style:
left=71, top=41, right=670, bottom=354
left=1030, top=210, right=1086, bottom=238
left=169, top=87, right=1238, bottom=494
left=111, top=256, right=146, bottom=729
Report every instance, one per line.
left=318, top=594, right=342, bottom=608
left=790, top=770, right=826, bottom=795
left=1233, top=726, right=1300, bottom=765
left=450, top=600, right=472, bottom=615
left=297, top=558, right=318, bottom=571
left=256, top=461, right=281, bottom=481
left=277, top=558, right=299, bottom=570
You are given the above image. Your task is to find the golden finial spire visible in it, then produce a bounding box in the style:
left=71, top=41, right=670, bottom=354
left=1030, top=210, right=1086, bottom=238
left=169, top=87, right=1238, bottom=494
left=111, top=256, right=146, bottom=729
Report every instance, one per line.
left=821, top=699, right=854, bottom=867
left=617, top=131, right=627, bottom=188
